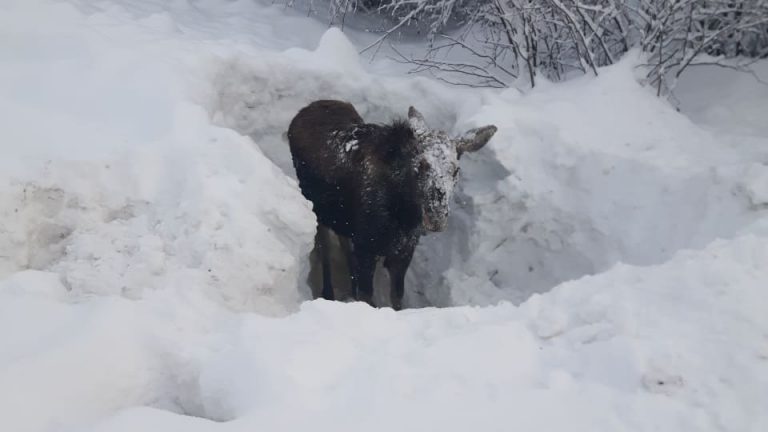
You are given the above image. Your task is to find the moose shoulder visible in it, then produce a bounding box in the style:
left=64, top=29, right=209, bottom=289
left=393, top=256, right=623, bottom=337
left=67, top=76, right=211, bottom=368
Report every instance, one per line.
left=287, top=100, right=496, bottom=310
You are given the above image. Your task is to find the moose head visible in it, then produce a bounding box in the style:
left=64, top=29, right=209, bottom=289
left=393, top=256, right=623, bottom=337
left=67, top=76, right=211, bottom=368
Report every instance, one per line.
left=408, top=106, right=497, bottom=232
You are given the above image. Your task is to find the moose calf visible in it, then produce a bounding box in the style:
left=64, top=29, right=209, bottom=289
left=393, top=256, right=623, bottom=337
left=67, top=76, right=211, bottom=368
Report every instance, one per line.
left=287, top=100, right=496, bottom=310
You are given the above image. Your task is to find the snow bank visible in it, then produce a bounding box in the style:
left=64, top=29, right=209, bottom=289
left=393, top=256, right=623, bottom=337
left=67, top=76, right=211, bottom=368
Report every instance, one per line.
left=443, top=58, right=767, bottom=305
left=3, top=232, right=765, bottom=432
left=0, top=0, right=316, bottom=314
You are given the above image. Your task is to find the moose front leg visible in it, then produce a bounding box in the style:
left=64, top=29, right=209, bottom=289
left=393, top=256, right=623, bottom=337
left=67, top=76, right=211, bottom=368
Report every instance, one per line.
left=384, top=244, right=415, bottom=311
left=338, top=235, right=358, bottom=301
left=352, top=248, right=377, bottom=307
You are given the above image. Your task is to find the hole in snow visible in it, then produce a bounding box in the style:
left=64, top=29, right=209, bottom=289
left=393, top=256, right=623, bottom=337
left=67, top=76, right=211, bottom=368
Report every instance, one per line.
left=208, top=58, right=762, bottom=309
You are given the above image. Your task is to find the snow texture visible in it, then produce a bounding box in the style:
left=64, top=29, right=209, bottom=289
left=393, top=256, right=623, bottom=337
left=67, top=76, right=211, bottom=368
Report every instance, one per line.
left=0, top=0, right=767, bottom=431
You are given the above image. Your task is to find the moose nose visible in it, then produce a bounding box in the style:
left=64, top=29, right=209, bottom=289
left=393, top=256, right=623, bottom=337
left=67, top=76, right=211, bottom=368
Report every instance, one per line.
left=422, top=213, right=434, bottom=231
left=422, top=212, right=445, bottom=232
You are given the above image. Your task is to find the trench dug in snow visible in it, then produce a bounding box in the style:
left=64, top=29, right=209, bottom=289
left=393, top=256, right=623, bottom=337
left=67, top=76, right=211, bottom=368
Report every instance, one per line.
left=209, top=29, right=760, bottom=309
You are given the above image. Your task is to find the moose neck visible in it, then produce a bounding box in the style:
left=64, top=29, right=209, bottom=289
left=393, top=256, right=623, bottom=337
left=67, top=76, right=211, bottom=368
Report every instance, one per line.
left=382, top=161, right=422, bottom=239
left=363, top=122, right=423, bottom=236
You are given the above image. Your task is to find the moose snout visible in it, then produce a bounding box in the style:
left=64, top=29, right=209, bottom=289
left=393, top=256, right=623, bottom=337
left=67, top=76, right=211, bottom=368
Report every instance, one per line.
left=422, top=212, right=447, bottom=232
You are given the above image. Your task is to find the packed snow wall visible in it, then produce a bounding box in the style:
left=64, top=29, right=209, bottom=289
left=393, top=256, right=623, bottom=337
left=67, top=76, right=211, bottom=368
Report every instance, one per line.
left=0, top=1, right=319, bottom=316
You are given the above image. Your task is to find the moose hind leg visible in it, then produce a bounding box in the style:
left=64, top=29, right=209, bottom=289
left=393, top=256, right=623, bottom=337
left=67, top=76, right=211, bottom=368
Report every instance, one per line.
left=316, top=224, right=335, bottom=301
left=339, top=235, right=358, bottom=301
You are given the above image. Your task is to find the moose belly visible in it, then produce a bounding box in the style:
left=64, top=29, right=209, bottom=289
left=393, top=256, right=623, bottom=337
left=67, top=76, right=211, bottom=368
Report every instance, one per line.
left=294, top=169, right=356, bottom=238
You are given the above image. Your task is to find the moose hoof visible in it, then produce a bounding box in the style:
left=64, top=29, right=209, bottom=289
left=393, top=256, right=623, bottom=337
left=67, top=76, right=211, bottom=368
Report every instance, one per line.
left=321, top=288, right=335, bottom=301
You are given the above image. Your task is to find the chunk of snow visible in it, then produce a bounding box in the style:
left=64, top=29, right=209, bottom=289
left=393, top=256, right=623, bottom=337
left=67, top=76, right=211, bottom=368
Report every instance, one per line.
left=344, top=139, right=358, bottom=152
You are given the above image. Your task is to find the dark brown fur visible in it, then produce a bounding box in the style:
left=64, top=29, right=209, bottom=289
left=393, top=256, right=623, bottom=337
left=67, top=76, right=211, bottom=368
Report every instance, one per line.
left=287, top=100, right=422, bottom=309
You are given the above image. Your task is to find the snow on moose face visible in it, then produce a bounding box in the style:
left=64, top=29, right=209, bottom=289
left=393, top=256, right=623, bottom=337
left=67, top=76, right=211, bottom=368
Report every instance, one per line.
left=408, top=106, right=497, bottom=232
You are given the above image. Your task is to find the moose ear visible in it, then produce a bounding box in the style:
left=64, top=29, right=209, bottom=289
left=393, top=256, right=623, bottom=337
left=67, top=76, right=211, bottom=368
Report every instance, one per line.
left=457, top=125, right=497, bottom=156
left=408, top=106, right=427, bottom=131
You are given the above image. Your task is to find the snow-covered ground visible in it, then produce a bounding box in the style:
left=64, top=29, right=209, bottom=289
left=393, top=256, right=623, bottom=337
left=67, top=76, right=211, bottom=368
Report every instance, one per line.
left=1, top=0, right=767, bottom=431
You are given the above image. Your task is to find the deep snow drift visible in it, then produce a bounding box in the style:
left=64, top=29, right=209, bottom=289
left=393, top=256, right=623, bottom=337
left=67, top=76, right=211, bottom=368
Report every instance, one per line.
left=1, top=0, right=767, bottom=431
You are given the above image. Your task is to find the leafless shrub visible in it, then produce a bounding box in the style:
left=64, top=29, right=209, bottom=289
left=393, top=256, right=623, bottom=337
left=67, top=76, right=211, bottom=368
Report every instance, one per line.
left=283, top=0, right=768, bottom=95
